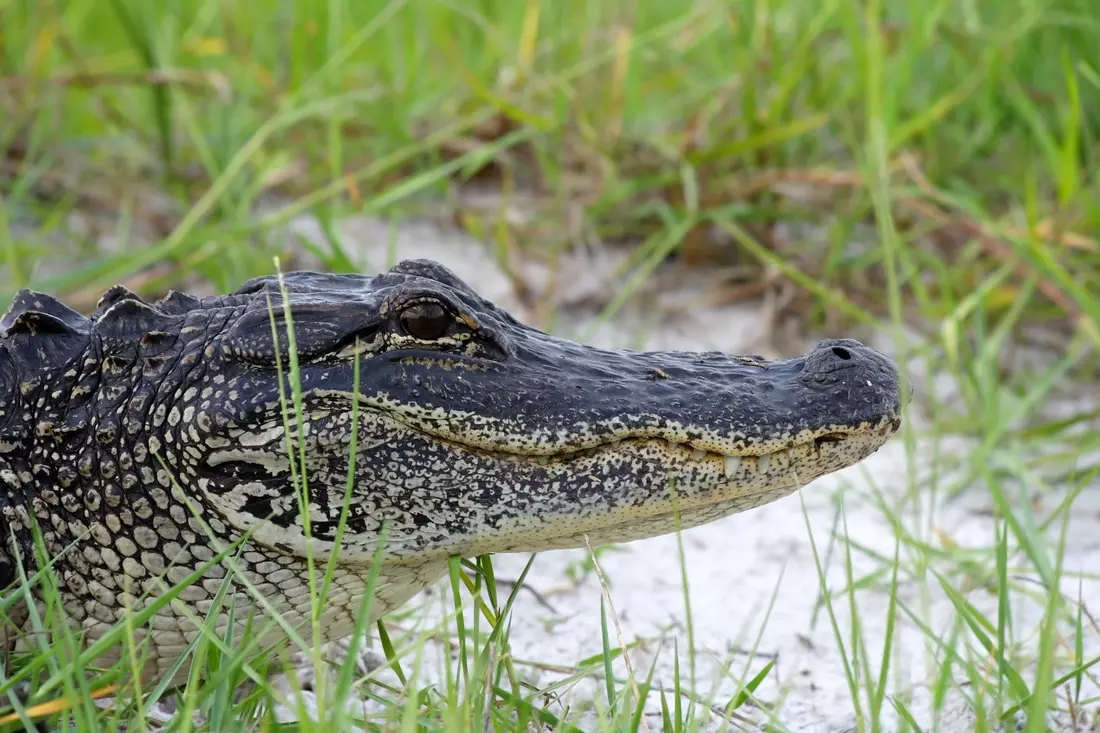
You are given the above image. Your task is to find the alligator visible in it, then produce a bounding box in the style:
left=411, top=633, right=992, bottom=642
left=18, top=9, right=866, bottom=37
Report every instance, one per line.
left=0, top=258, right=906, bottom=690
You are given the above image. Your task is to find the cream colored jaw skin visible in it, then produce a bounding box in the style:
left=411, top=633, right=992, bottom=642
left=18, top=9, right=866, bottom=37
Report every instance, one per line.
left=524, top=440, right=756, bottom=476
left=502, top=429, right=877, bottom=478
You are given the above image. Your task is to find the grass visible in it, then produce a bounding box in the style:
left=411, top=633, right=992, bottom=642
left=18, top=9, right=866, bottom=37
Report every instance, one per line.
left=1, top=0, right=1099, bottom=730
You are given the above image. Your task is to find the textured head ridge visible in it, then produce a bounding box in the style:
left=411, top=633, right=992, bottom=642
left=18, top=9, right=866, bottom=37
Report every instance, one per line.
left=0, top=290, right=91, bottom=361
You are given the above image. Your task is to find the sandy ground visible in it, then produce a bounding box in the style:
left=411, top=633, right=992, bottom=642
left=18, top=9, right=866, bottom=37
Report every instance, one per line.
left=248, top=213, right=1100, bottom=732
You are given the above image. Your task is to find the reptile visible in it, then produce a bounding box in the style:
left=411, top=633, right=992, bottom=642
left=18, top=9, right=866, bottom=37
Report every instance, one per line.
left=0, top=258, right=906, bottom=689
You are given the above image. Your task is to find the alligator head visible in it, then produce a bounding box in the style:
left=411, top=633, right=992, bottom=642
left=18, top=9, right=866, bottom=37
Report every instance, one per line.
left=182, top=259, right=907, bottom=561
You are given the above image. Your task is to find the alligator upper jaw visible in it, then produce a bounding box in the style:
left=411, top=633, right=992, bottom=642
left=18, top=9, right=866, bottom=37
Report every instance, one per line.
left=291, top=332, right=906, bottom=461
left=298, top=382, right=905, bottom=471
left=342, top=392, right=904, bottom=479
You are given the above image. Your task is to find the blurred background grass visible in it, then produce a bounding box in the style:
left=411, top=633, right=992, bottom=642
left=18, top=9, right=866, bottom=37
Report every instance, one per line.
left=2, top=0, right=1100, bottom=729
left=2, top=0, right=1097, bottom=330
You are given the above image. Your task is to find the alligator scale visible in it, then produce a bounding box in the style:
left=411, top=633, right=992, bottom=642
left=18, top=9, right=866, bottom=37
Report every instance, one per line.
left=0, top=259, right=905, bottom=687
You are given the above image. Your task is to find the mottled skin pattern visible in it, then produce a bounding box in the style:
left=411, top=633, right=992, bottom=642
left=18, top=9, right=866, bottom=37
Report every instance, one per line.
left=0, top=259, right=905, bottom=688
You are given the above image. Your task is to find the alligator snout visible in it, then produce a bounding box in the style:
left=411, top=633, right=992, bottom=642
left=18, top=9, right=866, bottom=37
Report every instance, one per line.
left=800, top=338, right=897, bottom=384
left=791, top=337, right=905, bottom=429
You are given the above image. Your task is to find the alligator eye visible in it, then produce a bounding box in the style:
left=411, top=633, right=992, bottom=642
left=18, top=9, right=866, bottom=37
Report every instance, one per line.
left=399, top=302, right=451, bottom=340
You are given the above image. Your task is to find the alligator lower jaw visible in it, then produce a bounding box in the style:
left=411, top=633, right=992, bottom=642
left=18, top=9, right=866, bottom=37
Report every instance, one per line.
left=461, top=416, right=901, bottom=469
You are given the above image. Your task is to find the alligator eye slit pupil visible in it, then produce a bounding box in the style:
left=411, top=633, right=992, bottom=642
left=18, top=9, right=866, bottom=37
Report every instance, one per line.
left=400, top=303, right=450, bottom=341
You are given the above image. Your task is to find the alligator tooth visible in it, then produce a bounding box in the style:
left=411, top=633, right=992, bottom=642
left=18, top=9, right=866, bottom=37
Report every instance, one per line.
left=537, top=456, right=549, bottom=466
left=723, top=456, right=741, bottom=477
left=692, top=448, right=707, bottom=459
left=758, top=455, right=771, bottom=474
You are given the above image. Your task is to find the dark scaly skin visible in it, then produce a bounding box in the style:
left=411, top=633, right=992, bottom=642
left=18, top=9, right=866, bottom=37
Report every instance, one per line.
left=0, top=259, right=906, bottom=687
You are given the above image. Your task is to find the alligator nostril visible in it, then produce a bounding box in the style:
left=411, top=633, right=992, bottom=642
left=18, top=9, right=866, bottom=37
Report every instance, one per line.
left=831, top=346, right=852, bottom=360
